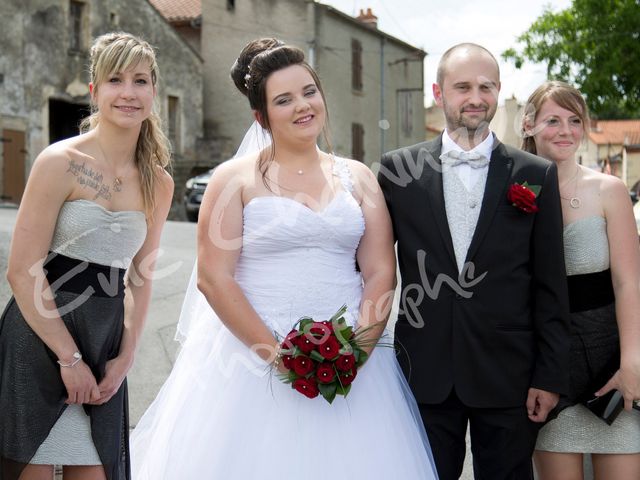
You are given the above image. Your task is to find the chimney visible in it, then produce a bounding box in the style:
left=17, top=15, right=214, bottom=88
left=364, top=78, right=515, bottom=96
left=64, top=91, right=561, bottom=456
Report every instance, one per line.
left=356, top=8, right=378, bottom=29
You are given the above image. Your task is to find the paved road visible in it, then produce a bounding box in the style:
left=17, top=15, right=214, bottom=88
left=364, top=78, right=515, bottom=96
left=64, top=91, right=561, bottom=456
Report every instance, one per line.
left=0, top=207, right=489, bottom=477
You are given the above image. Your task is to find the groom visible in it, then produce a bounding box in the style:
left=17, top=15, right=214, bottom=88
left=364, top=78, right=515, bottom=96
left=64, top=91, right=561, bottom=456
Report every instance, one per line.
left=378, top=43, right=570, bottom=479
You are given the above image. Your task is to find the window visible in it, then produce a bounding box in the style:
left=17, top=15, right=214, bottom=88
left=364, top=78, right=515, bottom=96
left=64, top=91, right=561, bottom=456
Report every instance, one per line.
left=398, top=90, right=414, bottom=138
left=69, top=1, right=84, bottom=51
left=352, top=123, right=365, bottom=162
left=227, top=0, right=235, bottom=11
left=168, top=96, right=181, bottom=153
left=351, top=39, right=363, bottom=91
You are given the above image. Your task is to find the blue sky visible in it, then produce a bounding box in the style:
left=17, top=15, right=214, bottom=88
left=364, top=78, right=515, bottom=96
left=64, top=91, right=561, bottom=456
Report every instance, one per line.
left=320, top=0, right=573, bottom=105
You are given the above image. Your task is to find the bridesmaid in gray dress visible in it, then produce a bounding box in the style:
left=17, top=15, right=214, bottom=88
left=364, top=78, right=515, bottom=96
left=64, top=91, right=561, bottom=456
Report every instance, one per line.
left=0, top=32, right=173, bottom=480
left=522, top=81, right=640, bottom=479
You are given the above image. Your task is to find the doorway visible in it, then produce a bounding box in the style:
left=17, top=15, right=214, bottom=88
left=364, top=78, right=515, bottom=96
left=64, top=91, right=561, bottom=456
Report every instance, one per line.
left=1, top=129, right=27, bottom=203
left=49, top=98, right=89, bottom=144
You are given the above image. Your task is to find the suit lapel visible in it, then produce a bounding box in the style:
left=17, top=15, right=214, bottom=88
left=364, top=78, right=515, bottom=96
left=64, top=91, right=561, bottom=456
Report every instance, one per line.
left=465, top=138, right=513, bottom=264
left=420, top=136, right=456, bottom=264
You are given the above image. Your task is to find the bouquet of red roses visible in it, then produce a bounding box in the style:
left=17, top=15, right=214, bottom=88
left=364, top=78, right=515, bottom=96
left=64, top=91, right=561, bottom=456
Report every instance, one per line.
left=276, top=305, right=370, bottom=404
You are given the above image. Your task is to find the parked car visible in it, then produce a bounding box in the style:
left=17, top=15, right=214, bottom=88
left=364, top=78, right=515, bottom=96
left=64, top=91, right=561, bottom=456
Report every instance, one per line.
left=183, top=168, right=214, bottom=222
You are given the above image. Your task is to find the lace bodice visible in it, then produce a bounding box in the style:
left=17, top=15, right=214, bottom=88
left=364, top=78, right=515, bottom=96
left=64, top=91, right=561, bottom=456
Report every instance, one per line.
left=563, top=216, right=609, bottom=276
left=50, top=199, right=147, bottom=268
left=235, top=157, right=365, bottom=334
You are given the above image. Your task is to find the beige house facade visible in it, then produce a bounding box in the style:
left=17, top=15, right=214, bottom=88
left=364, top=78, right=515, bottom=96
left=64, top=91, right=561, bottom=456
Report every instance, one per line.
left=199, top=0, right=426, bottom=165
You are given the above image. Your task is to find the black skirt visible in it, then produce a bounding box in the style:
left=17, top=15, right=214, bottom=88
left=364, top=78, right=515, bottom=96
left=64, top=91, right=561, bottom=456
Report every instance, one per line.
left=0, top=253, right=130, bottom=480
left=562, top=269, right=619, bottom=407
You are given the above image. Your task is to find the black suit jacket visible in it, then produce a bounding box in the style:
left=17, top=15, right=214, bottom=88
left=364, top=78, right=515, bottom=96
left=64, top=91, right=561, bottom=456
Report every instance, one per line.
left=379, top=135, right=571, bottom=408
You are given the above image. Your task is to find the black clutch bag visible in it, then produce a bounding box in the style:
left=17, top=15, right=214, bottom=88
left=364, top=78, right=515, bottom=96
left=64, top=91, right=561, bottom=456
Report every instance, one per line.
left=584, top=390, right=624, bottom=425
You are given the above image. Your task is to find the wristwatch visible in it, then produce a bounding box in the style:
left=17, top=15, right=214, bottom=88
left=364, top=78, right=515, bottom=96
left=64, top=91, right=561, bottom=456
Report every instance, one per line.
left=57, top=351, right=82, bottom=368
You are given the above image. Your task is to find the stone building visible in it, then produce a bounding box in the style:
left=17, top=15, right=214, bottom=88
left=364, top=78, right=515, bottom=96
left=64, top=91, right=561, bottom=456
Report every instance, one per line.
left=150, top=0, right=202, bottom=54
left=198, top=0, right=426, bottom=165
left=0, top=0, right=203, bottom=217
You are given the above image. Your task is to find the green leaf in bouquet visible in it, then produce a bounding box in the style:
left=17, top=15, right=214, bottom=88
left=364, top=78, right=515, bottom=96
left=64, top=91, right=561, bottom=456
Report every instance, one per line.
left=336, top=326, right=354, bottom=345
left=336, top=383, right=352, bottom=397
left=278, top=371, right=297, bottom=384
left=338, top=344, right=354, bottom=356
left=354, top=349, right=368, bottom=366
left=334, top=317, right=347, bottom=328
left=318, top=382, right=338, bottom=404
left=299, top=318, right=313, bottom=331
left=309, top=350, right=325, bottom=363
left=328, top=305, right=348, bottom=324
left=280, top=346, right=295, bottom=356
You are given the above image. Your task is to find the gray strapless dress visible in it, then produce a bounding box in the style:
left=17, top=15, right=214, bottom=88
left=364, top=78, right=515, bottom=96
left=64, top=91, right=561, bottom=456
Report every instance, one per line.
left=0, top=200, right=146, bottom=479
left=536, top=216, right=640, bottom=453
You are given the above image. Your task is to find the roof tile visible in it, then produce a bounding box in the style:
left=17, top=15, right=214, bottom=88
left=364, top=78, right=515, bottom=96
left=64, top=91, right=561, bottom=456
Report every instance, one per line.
left=149, top=0, right=201, bottom=22
left=589, top=120, right=640, bottom=146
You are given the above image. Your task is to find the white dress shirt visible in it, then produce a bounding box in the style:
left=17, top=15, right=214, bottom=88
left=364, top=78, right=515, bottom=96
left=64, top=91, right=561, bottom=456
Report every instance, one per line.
left=441, top=130, right=494, bottom=191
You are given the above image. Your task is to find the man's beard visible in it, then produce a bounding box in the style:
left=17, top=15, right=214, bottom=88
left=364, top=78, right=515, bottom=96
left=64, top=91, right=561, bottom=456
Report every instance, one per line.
left=445, top=104, right=495, bottom=143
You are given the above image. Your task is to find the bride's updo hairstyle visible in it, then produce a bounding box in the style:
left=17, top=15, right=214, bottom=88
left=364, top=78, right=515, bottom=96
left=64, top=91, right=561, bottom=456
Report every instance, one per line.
left=230, top=38, right=332, bottom=180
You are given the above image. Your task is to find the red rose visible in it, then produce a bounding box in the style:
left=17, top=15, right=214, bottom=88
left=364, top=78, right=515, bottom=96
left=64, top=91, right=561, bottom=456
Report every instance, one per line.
left=339, top=368, right=357, bottom=386
left=298, top=334, right=316, bottom=354
left=336, top=353, right=356, bottom=372
left=316, top=362, right=336, bottom=384
left=318, top=335, right=340, bottom=360
left=282, top=329, right=300, bottom=350
left=293, top=378, right=319, bottom=399
left=292, top=355, right=315, bottom=376
left=282, top=354, right=294, bottom=370
left=309, top=322, right=332, bottom=339
left=507, top=183, right=539, bottom=213
left=321, top=320, right=335, bottom=332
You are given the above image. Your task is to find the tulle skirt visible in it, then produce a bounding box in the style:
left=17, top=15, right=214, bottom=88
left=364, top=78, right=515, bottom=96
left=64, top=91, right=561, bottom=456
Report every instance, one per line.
left=130, top=315, right=438, bottom=479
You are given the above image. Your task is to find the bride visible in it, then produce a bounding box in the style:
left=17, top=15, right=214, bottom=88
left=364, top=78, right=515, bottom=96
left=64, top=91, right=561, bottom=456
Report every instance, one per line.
left=130, top=38, right=439, bottom=479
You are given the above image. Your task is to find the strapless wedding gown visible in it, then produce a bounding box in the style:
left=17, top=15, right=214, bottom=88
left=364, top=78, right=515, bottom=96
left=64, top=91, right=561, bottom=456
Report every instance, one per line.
left=130, top=158, right=438, bottom=479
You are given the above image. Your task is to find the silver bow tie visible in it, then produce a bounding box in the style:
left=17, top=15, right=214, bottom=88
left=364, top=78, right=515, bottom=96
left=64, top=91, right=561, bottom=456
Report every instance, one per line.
left=440, top=150, right=490, bottom=168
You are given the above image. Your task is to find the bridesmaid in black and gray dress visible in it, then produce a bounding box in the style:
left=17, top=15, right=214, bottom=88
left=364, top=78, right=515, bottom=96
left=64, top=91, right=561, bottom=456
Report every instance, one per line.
left=522, top=81, right=640, bottom=480
left=0, top=32, right=173, bottom=480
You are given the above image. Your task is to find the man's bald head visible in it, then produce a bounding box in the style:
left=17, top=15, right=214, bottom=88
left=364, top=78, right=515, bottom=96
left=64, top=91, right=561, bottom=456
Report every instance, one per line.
left=436, top=43, right=500, bottom=86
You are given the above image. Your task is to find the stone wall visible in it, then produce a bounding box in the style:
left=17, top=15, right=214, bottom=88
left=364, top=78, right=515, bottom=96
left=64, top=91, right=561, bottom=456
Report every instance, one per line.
left=201, top=0, right=309, bottom=161
left=0, top=0, right=204, bottom=219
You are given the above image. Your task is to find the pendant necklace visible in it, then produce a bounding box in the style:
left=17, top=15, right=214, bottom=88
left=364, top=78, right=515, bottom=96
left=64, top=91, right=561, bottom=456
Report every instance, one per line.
left=560, top=164, right=581, bottom=209
left=97, top=140, right=127, bottom=192
left=275, top=162, right=305, bottom=176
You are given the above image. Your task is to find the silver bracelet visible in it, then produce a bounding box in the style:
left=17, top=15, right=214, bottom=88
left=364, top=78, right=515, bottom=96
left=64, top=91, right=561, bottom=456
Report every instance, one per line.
left=57, top=351, right=82, bottom=368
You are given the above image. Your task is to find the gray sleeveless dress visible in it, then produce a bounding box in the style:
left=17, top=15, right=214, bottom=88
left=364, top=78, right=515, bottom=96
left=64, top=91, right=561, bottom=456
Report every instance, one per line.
left=0, top=200, right=146, bottom=479
left=536, top=216, right=640, bottom=453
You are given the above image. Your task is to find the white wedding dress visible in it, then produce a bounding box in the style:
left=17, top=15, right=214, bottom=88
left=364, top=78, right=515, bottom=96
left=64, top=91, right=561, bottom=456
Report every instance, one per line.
left=130, top=157, right=438, bottom=479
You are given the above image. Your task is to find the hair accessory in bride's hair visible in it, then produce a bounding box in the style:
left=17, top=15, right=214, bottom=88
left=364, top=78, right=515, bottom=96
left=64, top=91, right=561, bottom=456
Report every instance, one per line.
left=243, top=65, right=252, bottom=90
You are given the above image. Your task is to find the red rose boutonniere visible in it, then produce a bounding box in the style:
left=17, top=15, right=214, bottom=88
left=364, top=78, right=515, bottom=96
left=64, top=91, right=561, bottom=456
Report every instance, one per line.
left=507, top=182, right=541, bottom=213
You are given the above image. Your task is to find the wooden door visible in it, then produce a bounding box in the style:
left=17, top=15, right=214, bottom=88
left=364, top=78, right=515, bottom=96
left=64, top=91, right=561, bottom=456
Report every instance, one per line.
left=2, top=129, right=26, bottom=203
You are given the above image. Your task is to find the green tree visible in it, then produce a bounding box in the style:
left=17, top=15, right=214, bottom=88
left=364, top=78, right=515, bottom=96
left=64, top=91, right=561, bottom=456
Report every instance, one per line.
left=503, top=0, right=640, bottom=118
